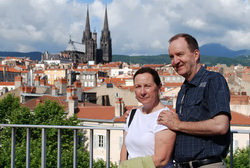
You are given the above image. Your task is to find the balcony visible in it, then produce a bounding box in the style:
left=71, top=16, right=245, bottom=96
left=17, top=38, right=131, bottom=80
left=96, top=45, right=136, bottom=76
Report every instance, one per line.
left=0, top=124, right=249, bottom=168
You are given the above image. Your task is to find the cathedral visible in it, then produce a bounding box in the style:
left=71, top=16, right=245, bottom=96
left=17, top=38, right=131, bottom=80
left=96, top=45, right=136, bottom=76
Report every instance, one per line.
left=42, top=7, right=112, bottom=64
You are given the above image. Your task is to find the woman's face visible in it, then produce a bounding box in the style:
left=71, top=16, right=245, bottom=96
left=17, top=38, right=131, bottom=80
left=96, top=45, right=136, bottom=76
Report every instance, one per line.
left=134, top=72, right=160, bottom=106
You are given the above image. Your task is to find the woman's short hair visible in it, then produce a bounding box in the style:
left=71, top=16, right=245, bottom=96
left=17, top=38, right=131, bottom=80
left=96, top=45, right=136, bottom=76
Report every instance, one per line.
left=133, top=67, right=161, bottom=87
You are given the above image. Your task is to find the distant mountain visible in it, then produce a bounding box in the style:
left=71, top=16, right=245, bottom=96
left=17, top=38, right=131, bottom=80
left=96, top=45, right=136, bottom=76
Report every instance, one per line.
left=113, top=54, right=250, bottom=66
left=200, top=43, right=250, bottom=58
left=0, top=51, right=42, bottom=61
left=1, top=50, right=250, bottom=66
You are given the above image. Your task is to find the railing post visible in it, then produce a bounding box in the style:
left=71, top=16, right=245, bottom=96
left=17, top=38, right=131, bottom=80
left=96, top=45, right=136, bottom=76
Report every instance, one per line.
left=11, top=127, right=16, bottom=168
left=249, top=133, right=250, bottom=147
left=26, top=128, right=30, bottom=168
left=73, top=129, right=78, bottom=168
left=57, top=129, right=61, bottom=168
left=89, top=129, right=93, bottom=168
left=106, top=130, right=110, bottom=168
left=41, top=128, right=46, bottom=168
left=230, top=132, right=234, bottom=168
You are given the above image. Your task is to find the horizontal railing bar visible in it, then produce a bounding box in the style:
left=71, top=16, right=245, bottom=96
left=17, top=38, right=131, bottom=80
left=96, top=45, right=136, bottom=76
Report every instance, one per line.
left=0, top=124, right=123, bottom=130
left=1, top=124, right=249, bottom=168
left=231, top=130, right=250, bottom=134
left=1, top=124, right=249, bottom=134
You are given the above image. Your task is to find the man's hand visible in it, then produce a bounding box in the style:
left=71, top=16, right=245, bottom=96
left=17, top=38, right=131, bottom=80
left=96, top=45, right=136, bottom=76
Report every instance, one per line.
left=157, top=110, right=180, bottom=131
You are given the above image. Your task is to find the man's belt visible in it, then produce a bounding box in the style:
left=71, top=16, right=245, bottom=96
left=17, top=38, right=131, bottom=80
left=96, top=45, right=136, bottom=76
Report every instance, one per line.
left=175, top=156, right=222, bottom=168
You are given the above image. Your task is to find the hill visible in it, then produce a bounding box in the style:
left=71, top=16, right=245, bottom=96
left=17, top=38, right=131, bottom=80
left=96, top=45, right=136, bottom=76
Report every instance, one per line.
left=113, top=54, right=250, bottom=66
left=0, top=51, right=42, bottom=61
left=200, top=43, right=250, bottom=58
left=0, top=51, right=250, bottom=66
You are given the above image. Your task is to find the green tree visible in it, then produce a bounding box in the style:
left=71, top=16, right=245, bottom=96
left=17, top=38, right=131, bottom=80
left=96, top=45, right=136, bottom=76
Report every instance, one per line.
left=0, top=94, right=117, bottom=168
left=225, top=146, right=250, bottom=168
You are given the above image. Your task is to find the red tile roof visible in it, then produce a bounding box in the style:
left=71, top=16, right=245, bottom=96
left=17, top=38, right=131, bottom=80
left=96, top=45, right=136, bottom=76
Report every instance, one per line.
left=22, top=95, right=68, bottom=110
left=143, top=64, right=165, bottom=68
left=231, top=111, right=250, bottom=126
left=16, top=65, right=27, bottom=70
left=82, top=87, right=95, bottom=91
left=0, top=66, right=21, bottom=73
left=34, top=70, right=44, bottom=74
left=0, top=82, right=15, bottom=86
left=163, top=83, right=183, bottom=87
left=77, top=106, right=115, bottom=120
left=231, top=95, right=249, bottom=105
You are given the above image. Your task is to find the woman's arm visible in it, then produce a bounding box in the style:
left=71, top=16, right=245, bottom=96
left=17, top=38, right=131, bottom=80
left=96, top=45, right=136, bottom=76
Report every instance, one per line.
left=120, top=131, right=128, bottom=162
left=152, top=129, right=176, bottom=168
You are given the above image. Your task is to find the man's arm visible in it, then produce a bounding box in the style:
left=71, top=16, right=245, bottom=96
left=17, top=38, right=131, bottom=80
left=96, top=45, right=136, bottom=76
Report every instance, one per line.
left=158, top=110, right=230, bottom=136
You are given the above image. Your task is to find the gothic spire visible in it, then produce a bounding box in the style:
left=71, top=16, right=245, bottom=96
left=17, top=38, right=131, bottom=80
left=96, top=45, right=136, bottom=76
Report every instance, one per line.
left=103, top=6, right=109, bottom=31
left=101, top=6, right=110, bottom=40
left=85, top=6, right=91, bottom=32
left=82, top=6, right=91, bottom=44
left=100, top=6, right=112, bottom=63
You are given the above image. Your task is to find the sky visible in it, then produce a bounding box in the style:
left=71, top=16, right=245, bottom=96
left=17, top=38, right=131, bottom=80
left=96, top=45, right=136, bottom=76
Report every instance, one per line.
left=0, top=0, right=250, bottom=55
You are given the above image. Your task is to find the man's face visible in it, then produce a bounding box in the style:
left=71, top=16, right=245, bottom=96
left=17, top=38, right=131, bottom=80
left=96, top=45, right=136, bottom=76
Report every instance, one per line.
left=168, top=37, right=199, bottom=81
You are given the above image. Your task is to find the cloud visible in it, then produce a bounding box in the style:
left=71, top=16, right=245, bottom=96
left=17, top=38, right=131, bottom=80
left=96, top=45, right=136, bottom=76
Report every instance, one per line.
left=225, top=30, right=250, bottom=49
left=0, top=0, right=250, bottom=54
left=185, top=19, right=207, bottom=30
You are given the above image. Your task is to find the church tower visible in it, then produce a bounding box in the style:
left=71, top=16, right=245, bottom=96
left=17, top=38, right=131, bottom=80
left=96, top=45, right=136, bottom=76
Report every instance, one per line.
left=100, top=7, right=112, bottom=63
left=82, top=7, right=97, bottom=63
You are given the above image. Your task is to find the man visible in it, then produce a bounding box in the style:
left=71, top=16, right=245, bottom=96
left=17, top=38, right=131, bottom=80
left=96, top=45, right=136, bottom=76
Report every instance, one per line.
left=158, top=33, right=231, bottom=168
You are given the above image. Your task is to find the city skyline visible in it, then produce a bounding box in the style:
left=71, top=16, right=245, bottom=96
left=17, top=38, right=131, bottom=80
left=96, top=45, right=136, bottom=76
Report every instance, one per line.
left=0, top=0, right=250, bottom=55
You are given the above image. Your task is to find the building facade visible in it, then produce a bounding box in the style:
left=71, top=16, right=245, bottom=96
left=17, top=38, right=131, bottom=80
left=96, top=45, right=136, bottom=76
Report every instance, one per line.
left=42, top=7, right=112, bottom=65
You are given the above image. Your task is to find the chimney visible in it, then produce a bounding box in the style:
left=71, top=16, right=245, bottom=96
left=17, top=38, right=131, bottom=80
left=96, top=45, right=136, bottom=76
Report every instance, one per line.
left=67, top=95, right=78, bottom=118
left=115, top=97, right=124, bottom=117
left=74, top=81, right=82, bottom=101
left=57, top=78, right=67, bottom=95
left=34, top=75, right=40, bottom=86
left=66, top=87, right=76, bottom=101
left=3, top=66, right=7, bottom=82
left=52, top=86, right=58, bottom=96
left=14, top=76, right=22, bottom=88
left=40, top=79, right=45, bottom=86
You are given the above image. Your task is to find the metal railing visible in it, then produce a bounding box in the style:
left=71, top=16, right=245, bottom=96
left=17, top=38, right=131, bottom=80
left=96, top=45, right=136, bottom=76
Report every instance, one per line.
left=0, top=124, right=249, bottom=168
left=0, top=124, right=122, bottom=168
left=229, top=129, right=250, bottom=168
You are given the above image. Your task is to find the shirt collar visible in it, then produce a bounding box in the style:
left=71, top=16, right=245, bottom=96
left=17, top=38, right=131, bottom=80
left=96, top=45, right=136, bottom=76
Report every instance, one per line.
left=184, top=66, right=206, bottom=87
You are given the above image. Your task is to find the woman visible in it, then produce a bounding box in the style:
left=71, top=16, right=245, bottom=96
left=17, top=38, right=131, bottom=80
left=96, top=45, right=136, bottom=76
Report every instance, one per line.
left=120, top=67, right=176, bottom=168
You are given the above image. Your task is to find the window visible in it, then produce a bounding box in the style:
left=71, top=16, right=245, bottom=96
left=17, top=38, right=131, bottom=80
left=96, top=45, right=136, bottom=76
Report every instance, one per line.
left=89, top=82, right=94, bottom=87
left=115, top=92, right=119, bottom=97
left=98, top=135, right=104, bottom=147
left=107, top=83, right=113, bottom=88
left=94, top=134, right=105, bottom=148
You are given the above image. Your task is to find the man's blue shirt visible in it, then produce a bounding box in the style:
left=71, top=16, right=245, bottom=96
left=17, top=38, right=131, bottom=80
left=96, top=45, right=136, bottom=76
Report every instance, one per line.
left=174, top=66, right=231, bottom=162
